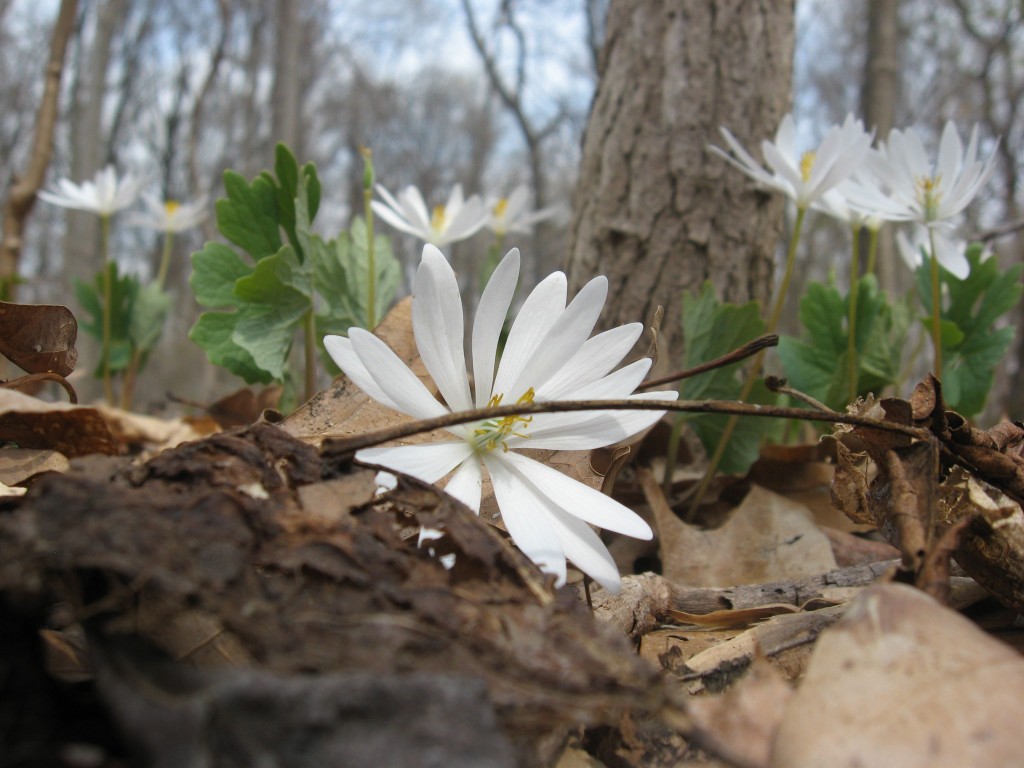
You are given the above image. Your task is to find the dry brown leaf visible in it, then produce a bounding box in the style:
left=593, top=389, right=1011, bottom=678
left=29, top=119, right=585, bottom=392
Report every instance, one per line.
left=0, top=388, right=115, bottom=456
left=666, top=603, right=800, bottom=630
left=683, top=657, right=792, bottom=768
left=93, top=404, right=202, bottom=453
left=0, top=447, right=70, bottom=485
left=652, top=482, right=837, bottom=587
left=0, top=300, right=78, bottom=376
left=771, top=582, right=1024, bottom=767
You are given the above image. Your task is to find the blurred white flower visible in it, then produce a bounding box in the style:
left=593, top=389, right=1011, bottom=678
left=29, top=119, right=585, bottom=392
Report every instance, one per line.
left=894, top=227, right=987, bottom=280
left=857, top=121, right=997, bottom=228
left=126, top=192, right=208, bottom=233
left=486, top=185, right=557, bottom=236
left=711, top=113, right=873, bottom=209
left=372, top=183, right=489, bottom=247
left=325, top=245, right=677, bottom=593
left=38, top=165, right=144, bottom=218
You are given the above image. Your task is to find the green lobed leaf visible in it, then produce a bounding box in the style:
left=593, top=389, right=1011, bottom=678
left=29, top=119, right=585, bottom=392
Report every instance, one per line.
left=217, top=170, right=282, bottom=260
left=190, top=242, right=253, bottom=307
left=75, top=262, right=140, bottom=376
left=189, top=311, right=274, bottom=385
left=778, top=275, right=904, bottom=412
left=129, top=283, right=172, bottom=352
left=678, top=282, right=778, bottom=475
left=913, top=245, right=1023, bottom=416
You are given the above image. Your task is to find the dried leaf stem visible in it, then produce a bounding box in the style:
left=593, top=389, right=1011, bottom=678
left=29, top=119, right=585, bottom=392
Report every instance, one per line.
left=322, top=398, right=931, bottom=458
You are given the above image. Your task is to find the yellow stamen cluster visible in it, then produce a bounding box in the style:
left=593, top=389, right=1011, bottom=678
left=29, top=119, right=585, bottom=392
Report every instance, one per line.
left=492, top=198, right=508, bottom=218
left=431, top=204, right=447, bottom=232
left=916, top=175, right=943, bottom=220
left=164, top=200, right=181, bottom=216
left=473, top=388, right=535, bottom=452
left=799, top=151, right=816, bottom=183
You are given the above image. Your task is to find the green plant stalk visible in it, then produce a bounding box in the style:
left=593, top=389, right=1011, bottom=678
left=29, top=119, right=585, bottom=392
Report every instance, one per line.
left=155, top=230, right=174, bottom=289
left=121, top=231, right=176, bottom=409
left=100, top=214, right=114, bottom=405
left=687, top=206, right=806, bottom=514
left=928, top=227, right=943, bottom=377
left=846, top=225, right=862, bottom=404
left=364, top=186, right=377, bottom=329
left=864, top=226, right=880, bottom=276
left=303, top=308, right=316, bottom=402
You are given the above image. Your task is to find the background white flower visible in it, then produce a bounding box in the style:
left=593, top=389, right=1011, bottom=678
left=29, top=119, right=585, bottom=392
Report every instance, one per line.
left=711, top=113, right=873, bottom=209
left=38, top=165, right=144, bottom=218
left=858, top=121, right=997, bottom=227
left=486, top=184, right=557, bottom=236
left=371, top=183, right=489, bottom=247
left=126, top=192, right=208, bottom=233
left=325, top=245, right=677, bottom=593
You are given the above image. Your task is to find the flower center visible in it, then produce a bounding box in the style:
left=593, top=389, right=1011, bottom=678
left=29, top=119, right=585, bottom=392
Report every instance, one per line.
left=473, top=388, right=535, bottom=452
left=916, top=175, right=942, bottom=220
left=431, top=204, right=448, bottom=233
left=799, top=151, right=816, bottom=183
left=492, top=198, right=508, bottom=218
left=164, top=200, right=181, bottom=216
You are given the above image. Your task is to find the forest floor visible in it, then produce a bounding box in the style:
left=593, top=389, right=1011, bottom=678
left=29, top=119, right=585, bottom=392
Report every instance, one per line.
left=3, top=300, right=1024, bottom=767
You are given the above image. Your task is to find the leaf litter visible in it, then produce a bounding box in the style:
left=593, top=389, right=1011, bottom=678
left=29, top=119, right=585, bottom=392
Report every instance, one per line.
left=3, top=301, right=1024, bottom=765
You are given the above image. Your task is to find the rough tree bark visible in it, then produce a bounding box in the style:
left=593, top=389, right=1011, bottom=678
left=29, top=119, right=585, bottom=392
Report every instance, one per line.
left=860, top=0, right=901, bottom=295
left=565, top=0, right=794, bottom=362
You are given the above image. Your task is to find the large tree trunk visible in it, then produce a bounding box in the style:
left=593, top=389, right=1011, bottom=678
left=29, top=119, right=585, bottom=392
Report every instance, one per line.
left=565, top=0, right=794, bottom=362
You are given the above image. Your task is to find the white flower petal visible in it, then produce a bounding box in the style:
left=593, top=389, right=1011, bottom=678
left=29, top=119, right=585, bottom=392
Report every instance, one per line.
left=492, top=271, right=567, bottom=397
left=472, top=249, right=520, bottom=406
left=484, top=454, right=567, bottom=586
left=544, top=503, right=622, bottom=593
left=519, top=390, right=677, bottom=451
left=356, top=441, right=473, bottom=485
left=413, top=246, right=473, bottom=411
left=537, top=323, right=643, bottom=400
left=507, top=276, right=608, bottom=398
left=498, top=451, right=653, bottom=539
left=443, top=455, right=483, bottom=513
left=323, top=334, right=402, bottom=411
left=348, top=328, right=450, bottom=420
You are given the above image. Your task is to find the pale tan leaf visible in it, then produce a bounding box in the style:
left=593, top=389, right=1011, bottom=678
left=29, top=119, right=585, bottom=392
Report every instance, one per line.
left=772, top=583, right=1024, bottom=767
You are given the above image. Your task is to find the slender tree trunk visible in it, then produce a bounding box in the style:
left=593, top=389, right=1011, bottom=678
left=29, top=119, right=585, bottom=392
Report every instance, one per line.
left=0, top=0, right=78, bottom=300
left=861, top=0, right=901, bottom=294
left=272, top=0, right=301, bottom=152
left=565, top=0, right=794, bottom=362
left=65, top=0, right=126, bottom=288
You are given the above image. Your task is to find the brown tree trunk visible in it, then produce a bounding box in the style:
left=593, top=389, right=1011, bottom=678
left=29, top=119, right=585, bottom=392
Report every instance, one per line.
left=565, top=0, right=794, bottom=363
left=861, top=0, right=901, bottom=295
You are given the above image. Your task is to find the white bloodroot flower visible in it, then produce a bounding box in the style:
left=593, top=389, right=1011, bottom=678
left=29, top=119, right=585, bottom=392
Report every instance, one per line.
left=486, top=184, right=557, bottom=236
left=711, top=113, right=874, bottom=210
left=858, top=121, right=997, bottom=228
left=38, top=164, right=144, bottom=218
left=126, top=192, right=209, bottom=233
left=325, top=245, right=677, bottom=593
left=371, top=183, right=489, bottom=247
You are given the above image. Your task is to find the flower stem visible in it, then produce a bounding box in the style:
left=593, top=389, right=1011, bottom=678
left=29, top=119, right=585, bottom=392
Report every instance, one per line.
left=100, top=214, right=114, bottom=406
left=928, top=227, right=943, bottom=377
left=361, top=148, right=377, bottom=328
left=846, top=225, right=862, bottom=404
left=864, top=226, right=880, bottom=277
left=155, top=231, right=174, bottom=290
left=303, top=308, right=316, bottom=403
left=687, top=206, right=806, bottom=515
